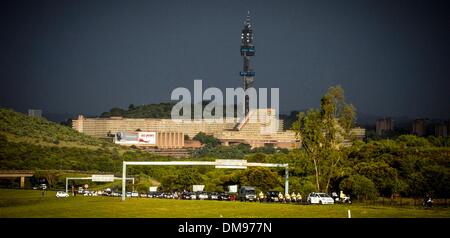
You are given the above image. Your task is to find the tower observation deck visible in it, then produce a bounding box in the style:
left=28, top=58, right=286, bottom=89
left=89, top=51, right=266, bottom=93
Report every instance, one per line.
left=240, top=11, right=255, bottom=116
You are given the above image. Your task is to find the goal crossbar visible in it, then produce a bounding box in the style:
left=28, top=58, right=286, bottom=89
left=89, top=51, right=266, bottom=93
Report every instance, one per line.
left=121, top=160, right=288, bottom=201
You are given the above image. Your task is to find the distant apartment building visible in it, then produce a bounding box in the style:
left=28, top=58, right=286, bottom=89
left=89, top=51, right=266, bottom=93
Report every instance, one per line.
left=376, top=118, right=394, bottom=135
left=435, top=124, right=448, bottom=137
left=28, top=109, right=42, bottom=118
left=412, top=119, right=427, bottom=136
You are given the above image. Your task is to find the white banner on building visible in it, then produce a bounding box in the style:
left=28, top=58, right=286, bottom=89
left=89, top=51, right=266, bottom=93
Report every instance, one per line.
left=138, top=132, right=156, bottom=144
left=91, top=174, right=115, bottom=182
left=115, top=132, right=156, bottom=145
left=192, top=185, right=205, bottom=192
left=149, top=186, right=158, bottom=192
left=228, top=185, right=238, bottom=193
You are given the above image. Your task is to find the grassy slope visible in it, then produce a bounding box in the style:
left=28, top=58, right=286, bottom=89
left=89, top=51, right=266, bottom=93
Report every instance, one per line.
left=0, top=108, right=172, bottom=188
left=0, top=108, right=112, bottom=148
left=0, top=189, right=449, bottom=218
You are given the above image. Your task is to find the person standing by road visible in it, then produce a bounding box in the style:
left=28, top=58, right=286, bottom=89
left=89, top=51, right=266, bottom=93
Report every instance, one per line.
left=340, top=190, right=345, bottom=202
left=297, top=193, right=302, bottom=204
left=278, top=192, right=284, bottom=203
left=285, top=193, right=291, bottom=203
left=291, top=192, right=297, bottom=203
left=258, top=191, right=264, bottom=203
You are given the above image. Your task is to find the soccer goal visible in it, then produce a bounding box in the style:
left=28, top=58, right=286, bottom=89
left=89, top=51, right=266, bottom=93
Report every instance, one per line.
left=121, top=160, right=288, bottom=201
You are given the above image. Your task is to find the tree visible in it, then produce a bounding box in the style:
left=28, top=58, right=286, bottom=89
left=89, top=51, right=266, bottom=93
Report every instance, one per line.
left=292, top=85, right=356, bottom=192
left=355, top=161, right=400, bottom=197
left=397, top=135, right=431, bottom=147
left=339, top=175, right=378, bottom=200
left=238, top=167, right=281, bottom=192
left=109, top=107, right=125, bottom=117
left=292, top=109, right=323, bottom=191
left=40, top=171, right=60, bottom=189
left=193, top=132, right=221, bottom=147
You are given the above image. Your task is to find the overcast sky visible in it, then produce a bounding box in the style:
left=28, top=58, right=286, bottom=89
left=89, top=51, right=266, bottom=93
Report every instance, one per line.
left=1, top=0, right=449, bottom=118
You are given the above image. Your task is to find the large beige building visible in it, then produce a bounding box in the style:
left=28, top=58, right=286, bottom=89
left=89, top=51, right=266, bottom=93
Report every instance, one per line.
left=72, top=108, right=301, bottom=149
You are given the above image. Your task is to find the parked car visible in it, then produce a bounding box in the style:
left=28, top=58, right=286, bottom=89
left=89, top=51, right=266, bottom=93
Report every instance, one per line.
left=219, top=192, right=230, bottom=201
left=307, top=192, right=334, bottom=205
left=238, top=186, right=257, bottom=201
left=148, top=191, right=159, bottom=198
left=85, top=191, right=98, bottom=196
left=266, top=191, right=280, bottom=202
left=56, top=191, right=69, bottom=198
left=139, top=193, right=148, bottom=198
left=197, top=192, right=209, bottom=200
left=209, top=192, right=219, bottom=200
left=156, top=192, right=165, bottom=199
left=103, top=188, right=112, bottom=196
left=180, top=192, right=192, bottom=200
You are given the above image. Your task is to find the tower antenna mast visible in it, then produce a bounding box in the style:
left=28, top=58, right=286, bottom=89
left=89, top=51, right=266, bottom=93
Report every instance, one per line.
left=240, top=10, right=255, bottom=116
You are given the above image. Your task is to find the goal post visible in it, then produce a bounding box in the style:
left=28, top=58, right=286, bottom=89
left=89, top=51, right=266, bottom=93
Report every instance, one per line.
left=121, top=160, right=288, bottom=201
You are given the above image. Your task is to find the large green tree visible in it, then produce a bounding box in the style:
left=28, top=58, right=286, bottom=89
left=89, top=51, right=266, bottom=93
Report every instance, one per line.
left=292, top=85, right=356, bottom=192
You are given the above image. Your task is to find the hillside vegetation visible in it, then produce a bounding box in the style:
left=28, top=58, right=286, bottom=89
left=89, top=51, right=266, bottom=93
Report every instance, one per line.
left=0, top=108, right=172, bottom=171
left=100, top=102, right=174, bottom=118
left=0, top=108, right=110, bottom=148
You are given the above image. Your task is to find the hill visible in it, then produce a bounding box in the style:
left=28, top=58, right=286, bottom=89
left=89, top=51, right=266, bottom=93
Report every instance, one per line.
left=0, top=108, right=173, bottom=172
left=100, top=102, right=174, bottom=118
left=0, top=108, right=206, bottom=190
left=0, top=108, right=111, bottom=148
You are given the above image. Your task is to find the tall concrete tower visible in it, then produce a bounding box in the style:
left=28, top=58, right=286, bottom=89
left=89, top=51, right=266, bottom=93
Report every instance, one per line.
left=240, top=11, right=255, bottom=116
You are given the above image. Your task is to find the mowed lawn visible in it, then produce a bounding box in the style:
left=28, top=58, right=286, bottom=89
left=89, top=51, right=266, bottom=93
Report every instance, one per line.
left=0, top=189, right=449, bottom=218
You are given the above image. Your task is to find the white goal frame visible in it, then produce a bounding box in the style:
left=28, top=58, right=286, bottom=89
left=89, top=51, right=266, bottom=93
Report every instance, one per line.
left=121, top=160, right=288, bottom=201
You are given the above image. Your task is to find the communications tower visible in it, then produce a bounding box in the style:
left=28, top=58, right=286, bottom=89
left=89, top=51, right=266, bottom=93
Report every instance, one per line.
left=240, top=11, right=255, bottom=116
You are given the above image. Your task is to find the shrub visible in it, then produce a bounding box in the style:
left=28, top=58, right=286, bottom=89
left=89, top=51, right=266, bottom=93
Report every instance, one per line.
left=193, top=132, right=221, bottom=147
left=339, top=175, right=378, bottom=201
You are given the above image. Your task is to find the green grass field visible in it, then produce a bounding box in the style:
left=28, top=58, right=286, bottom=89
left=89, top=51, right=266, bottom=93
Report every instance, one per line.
left=0, top=189, right=449, bottom=218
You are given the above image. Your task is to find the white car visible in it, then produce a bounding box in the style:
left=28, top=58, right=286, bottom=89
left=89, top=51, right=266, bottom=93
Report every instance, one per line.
left=307, top=192, right=334, bottom=205
left=197, top=192, right=209, bottom=200
left=140, top=193, right=148, bottom=198
left=56, top=191, right=69, bottom=198
left=190, top=193, right=197, bottom=200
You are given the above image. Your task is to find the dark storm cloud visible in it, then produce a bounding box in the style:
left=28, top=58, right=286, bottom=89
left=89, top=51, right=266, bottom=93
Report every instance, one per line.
left=0, top=0, right=449, bottom=118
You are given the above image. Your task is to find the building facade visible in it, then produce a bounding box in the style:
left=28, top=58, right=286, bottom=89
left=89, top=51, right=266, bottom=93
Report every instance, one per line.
left=72, top=108, right=301, bottom=149
left=376, top=118, right=394, bottom=135
left=435, top=124, right=448, bottom=137
left=412, top=119, right=427, bottom=136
